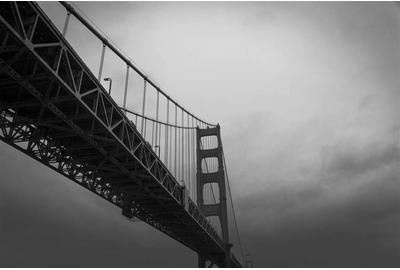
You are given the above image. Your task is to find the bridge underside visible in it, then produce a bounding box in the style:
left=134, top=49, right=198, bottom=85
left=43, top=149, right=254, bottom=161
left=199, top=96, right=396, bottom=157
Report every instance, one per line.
left=0, top=2, right=240, bottom=267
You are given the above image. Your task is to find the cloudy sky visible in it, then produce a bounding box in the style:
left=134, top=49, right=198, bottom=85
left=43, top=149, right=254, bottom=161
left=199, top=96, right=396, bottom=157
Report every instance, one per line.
left=1, top=1, right=400, bottom=267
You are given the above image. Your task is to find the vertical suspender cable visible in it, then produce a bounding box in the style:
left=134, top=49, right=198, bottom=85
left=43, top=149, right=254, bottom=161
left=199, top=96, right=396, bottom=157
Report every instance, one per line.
left=158, top=118, right=162, bottom=157
left=165, top=100, right=169, bottom=166
left=141, top=80, right=147, bottom=135
left=174, top=105, right=177, bottom=178
left=178, top=110, right=181, bottom=182
left=159, top=124, right=162, bottom=157
left=208, top=136, right=211, bottom=204
left=192, top=117, right=195, bottom=200
left=151, top=121, right=155, bottom=147
left=123, top=65, right=129, bottom=113
left=187, top=114, right=190, bottom=194
left=169, top=104, right=173, bottom=171
left=181, top=110, right=184, bottom=185
left=155, top=91, right=159, bottom=155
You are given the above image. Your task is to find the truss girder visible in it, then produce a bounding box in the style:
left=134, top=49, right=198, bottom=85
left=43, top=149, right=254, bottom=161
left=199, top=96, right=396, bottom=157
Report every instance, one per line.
left=0, top=1, right=242, bottom=267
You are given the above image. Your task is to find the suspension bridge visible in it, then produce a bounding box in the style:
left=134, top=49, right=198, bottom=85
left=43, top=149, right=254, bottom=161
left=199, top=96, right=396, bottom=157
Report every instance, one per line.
left=0, top=1, right=245, bottom=267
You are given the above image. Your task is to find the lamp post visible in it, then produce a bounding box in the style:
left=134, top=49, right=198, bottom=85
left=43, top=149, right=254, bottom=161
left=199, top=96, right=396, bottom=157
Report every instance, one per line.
left=104, top=77, right=112, bottom=95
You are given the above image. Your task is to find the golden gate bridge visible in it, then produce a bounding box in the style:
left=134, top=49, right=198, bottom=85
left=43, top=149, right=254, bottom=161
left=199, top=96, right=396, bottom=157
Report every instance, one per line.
left=0, top=2, right=246, bottom=267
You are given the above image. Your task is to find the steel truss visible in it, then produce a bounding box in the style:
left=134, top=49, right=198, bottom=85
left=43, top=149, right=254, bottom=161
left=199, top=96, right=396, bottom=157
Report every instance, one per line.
left=0, top=1, right=240, bottom=267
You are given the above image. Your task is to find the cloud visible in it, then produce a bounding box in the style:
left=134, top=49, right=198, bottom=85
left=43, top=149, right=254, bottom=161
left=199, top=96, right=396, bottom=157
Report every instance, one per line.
left=324, top=140, right=399, bottom=180
left=1, top=1, right=399, bottom=267
left=236, top=135, right=400, bottom=267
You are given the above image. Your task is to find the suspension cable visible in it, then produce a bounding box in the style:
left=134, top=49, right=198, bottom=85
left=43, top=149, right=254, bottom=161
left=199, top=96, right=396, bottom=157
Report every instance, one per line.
left=121, top=107, right=196, bottom=129
left=61, top=1, right=216, bottom=128
left=221, top=145, right=245, bottom=265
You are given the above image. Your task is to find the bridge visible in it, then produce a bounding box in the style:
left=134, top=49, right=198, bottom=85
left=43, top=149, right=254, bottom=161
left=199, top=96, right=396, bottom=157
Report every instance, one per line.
left=0, top=1, right=244, bottom=267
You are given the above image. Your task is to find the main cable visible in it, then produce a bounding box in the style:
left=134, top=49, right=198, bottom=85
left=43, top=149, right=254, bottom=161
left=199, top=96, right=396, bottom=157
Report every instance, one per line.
left=221, top=145, right=245, bottom=265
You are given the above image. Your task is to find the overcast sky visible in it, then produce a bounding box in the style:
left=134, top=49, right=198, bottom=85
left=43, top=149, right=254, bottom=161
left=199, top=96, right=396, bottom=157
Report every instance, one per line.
left=1, top=1, right=400, bottom=267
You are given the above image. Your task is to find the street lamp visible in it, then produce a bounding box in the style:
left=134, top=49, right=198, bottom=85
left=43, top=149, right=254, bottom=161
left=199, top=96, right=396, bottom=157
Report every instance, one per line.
left=103, top=77, right=112, bottom=95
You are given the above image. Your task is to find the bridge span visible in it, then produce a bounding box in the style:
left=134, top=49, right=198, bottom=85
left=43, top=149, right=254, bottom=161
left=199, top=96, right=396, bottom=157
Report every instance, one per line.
left=0, top=2, right=244, bottom=267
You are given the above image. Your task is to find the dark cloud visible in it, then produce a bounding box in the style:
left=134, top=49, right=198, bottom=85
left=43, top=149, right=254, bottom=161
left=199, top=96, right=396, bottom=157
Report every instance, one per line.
left=242, top=175, right=400, bottom=267
left=236, top=137, right=400, bottom=267
left=324, top=139, right=399, bottom=180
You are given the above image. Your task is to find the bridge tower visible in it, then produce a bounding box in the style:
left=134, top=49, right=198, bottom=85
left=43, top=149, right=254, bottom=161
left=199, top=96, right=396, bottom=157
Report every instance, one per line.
left=196, top=124, right=231, bottom=267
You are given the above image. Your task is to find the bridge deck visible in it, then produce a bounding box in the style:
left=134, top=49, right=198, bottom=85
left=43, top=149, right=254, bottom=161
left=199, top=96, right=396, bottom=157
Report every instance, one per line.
left=0, top=1, right=240, bottom=267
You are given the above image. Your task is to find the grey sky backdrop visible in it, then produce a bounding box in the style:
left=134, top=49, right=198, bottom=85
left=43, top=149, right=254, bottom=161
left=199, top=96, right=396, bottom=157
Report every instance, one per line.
left=1, top=1, right=400, bottom=267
